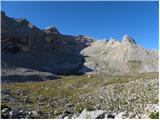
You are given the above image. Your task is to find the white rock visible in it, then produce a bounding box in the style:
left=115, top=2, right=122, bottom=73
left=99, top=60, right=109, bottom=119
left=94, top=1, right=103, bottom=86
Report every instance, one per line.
left=115, top=111, right=127, bottom=119
left=145, top=104, right=159, bottom=113
left=77, top=109, right=104, bottom=119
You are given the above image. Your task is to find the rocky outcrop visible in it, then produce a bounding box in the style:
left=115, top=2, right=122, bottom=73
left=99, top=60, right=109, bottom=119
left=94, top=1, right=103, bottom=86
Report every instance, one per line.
left=80, top=35, right=158, bottom=74
left=1, top=11, right=93, bottom=82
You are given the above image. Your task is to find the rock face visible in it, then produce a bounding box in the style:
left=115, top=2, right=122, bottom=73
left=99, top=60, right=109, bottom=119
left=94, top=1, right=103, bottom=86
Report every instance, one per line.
left=80, top=35, right=158, bottom=74
left=1, top=11, right=159, bottom=82
left=1, top=11, right=93, bottom=82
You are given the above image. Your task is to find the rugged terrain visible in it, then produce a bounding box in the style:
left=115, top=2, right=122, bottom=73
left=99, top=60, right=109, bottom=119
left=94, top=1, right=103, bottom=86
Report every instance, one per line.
left=1, top=11, right=93, bottom=82
left=1, top=11, right=158, bottom=82
left=80, top=36, right=158, bottom=74
left=1, top=11, right=159, bottom=119
left=1, top=73, right=159, bottom=119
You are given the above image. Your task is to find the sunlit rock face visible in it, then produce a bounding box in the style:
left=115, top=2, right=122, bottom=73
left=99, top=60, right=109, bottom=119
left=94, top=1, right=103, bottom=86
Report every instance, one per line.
left=80, top=35, right=158, bottom=75
left=122, top=35, right=136, bottom=45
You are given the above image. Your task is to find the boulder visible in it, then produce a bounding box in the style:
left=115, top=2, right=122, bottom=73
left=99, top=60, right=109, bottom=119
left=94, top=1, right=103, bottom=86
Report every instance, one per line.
left=77, top=109, right=105, bottom=119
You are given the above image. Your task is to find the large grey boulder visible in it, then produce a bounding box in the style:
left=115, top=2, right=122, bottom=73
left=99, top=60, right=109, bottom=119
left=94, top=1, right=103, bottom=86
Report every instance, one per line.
left=77, top=109, right=105, bottom=119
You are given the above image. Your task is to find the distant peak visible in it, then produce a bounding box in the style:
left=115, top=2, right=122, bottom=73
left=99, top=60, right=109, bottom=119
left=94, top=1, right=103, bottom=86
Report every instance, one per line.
left=1, top=11, right=6, bottom=16
left=15, top=18, right=29, bottom=24
left=45, top=25, right=57, bottom=30
left=109, top=37, right=118, bottom=41
left=122, top=35, right=136, bottom=45
left=44, top=25, right=60, bottom=34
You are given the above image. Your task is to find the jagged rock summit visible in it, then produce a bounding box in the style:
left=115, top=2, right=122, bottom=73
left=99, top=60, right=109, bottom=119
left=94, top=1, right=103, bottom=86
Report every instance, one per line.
left=122, top=35, right=136, bottom=45
left=1, top=11, right=158, bottom=82
left=80, top=35, right=158, bottom=74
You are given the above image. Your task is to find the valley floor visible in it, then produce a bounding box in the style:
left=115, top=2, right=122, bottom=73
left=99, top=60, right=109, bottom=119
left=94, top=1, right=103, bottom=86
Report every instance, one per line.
left=1, top=72, right=159, bottom=119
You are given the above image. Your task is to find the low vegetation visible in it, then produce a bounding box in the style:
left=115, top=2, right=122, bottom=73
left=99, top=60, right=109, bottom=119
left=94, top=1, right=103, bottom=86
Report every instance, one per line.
left=1, top=72, right=158, bottom=118
left=149, top=112, right=159, bottom=119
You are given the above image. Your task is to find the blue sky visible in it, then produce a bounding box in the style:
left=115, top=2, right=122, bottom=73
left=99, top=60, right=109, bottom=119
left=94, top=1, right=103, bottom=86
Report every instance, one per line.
left=1, top=1, right=159, bottom=49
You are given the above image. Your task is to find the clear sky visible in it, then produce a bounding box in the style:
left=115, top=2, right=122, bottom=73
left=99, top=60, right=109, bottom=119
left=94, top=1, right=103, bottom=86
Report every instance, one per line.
left=1, top=1, right=159, bottom=49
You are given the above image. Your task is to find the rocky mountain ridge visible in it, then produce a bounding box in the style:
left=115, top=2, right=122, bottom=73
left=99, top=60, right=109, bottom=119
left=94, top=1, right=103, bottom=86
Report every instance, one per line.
left=80, top=35, right=158, bottom=74
left=1, top=11, right=159, bottom=82
left=1, top=11, right=93, bottom=82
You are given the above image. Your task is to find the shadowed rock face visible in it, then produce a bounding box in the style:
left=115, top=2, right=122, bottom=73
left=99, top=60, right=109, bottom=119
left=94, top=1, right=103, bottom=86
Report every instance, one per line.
left=1, top=11, right=93, bottom=82
left=1, top=11, right=158, bottom=82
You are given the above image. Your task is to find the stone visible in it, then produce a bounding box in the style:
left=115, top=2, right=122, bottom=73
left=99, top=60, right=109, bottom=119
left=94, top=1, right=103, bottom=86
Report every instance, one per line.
left=96, top=112, right=106, bottom=119
left=55, top=114, right=66, bottom=119
left=145, top=104, right=159, bottom=113
left=115, top=111, right=127, bottom=119
left=107, top=113, right=115, bottom=119
left=77, top=109, right=105, bottom=119
left=9, top=109, right=20, bottom=119
left=63, top=108, right=74, bottom=115
left=30, top=110, right=39, bottom=118
left=1, top=107, right=11, bottom=119
left=87, top=75, right=92, bottom=78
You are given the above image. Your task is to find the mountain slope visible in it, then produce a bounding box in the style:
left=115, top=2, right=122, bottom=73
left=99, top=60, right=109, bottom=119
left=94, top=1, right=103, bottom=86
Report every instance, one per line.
left=1, top=11, right=159, bottom=82
left=1, top=11, right=93, bottom=82
left=80, top=35, right=158, bottom=74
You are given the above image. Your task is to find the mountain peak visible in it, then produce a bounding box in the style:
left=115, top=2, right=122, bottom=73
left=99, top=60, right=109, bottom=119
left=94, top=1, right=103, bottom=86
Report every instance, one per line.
left=1, top=11, right=6, bottom=16
left=122, top=35, right=136, bottom=45
left=44, top=26, right=60, bottom=34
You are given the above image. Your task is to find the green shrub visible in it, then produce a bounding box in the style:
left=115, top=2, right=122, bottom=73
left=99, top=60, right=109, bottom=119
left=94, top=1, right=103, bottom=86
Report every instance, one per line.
left=1, top=104, right=11, bottom=110
left=149, top=112, right=159, bottom=119
left=75, top=103, right=84, bottom=113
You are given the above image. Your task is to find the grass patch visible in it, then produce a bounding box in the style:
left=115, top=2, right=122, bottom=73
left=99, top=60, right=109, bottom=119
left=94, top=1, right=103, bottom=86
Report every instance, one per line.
left=1, top=72, right=158, bottom=117
left=149, top=112, right=159, bottom=119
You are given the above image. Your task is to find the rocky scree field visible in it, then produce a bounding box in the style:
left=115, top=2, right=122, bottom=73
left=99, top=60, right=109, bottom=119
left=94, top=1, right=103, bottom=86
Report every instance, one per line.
left=1, top=11, right=159, bottom=119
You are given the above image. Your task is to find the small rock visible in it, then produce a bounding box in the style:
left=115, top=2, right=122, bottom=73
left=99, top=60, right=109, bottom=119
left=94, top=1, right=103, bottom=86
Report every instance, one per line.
left=30, top=110, right=39, bottom=118
left=115, top=111, right=128, bottom=119
left=1, top=107, right=11, bottom=119
left=87, top=75, right=92, bottom=78
left=77, top=109, right=105, bottom=119
left=107, top=113, right=115, bottom=119
left=63, top=108, right=74, bottom=115
left=55, top=114, right=66, bottom=119
left=10, top=109, right=20, bottom=119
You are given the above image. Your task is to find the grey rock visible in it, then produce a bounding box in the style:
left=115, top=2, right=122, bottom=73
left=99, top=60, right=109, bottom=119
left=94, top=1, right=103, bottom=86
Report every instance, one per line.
left=30, top=110, right=40, bottom=118
left=77, top=109, right=105, bottom=119
left=107, top=113, right=116, bottom=119
left=9, top=109, right=20, bottom=119
left=115, top=111, right=127, bottom=119
left=1, top=108, right=11, bottom=119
